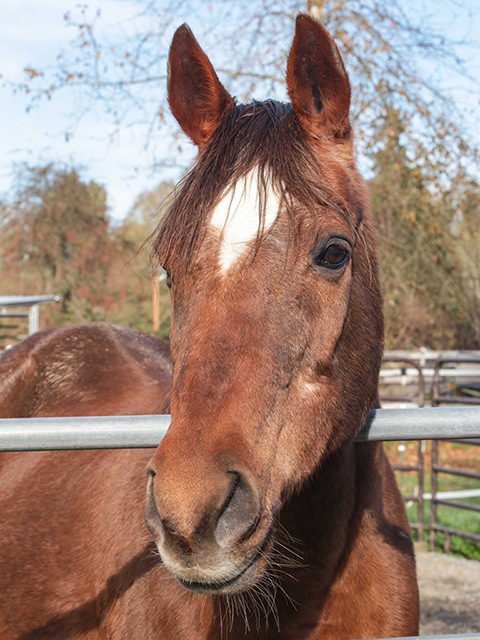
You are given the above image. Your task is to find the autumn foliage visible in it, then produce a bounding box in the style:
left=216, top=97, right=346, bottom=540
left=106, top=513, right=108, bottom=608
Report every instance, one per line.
left=0, top=163, right=172, bottom=335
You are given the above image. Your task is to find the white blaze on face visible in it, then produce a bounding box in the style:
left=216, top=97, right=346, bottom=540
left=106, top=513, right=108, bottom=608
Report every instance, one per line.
left=210, top=167, right=281, bottom=272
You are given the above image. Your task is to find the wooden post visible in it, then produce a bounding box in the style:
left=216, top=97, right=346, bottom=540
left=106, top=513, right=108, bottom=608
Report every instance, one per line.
left=152, top=276, right=160, bottom=333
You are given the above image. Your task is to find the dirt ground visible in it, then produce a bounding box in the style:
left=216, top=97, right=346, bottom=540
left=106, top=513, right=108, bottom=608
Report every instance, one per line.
left=417, top=551, right=480, bottom=636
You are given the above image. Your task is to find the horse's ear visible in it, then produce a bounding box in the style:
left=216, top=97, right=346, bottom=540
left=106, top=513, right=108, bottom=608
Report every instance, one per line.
left=287, top=14, right=351, bottom=139
left=168, top=24, right=234, bottom=147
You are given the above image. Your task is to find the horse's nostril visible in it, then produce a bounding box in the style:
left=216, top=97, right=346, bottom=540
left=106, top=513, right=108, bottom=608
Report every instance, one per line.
left=214, top=471, right=259, bottom=547
left=218, top=471, right=242, bottom=519
left=145, top=469, right=164, bottom=542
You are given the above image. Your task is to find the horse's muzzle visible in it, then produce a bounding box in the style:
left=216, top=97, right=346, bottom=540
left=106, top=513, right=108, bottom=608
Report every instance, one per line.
left=144, top=467, right=271, bottom=594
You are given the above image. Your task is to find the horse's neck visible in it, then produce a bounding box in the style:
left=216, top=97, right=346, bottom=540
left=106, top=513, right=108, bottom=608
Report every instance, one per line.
left=280, top=442, right=360, bottom=572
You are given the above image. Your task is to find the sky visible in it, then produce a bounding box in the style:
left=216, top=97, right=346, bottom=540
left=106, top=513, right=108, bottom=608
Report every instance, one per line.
left=0, top=0, right=169, bottom=223
left=0, top=1, right=479, bottom=224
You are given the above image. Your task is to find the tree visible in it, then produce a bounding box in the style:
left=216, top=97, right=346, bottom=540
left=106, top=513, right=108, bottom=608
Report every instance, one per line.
left=369, top=106, right=480, bottom=349
left=445, top=176, right=480, bottom=347
left=0, top=163, right=117, bottom=322
left=12, top=0, right=479, bottom=175
left=5, top=1, right=480, bottom=347
left=108, top=180, right=174, bottom=335
left=0, top=165, right=177, bottom=333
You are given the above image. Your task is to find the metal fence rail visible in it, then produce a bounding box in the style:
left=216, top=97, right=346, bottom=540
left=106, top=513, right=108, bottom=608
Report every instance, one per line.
left=0, top=295, right=60, bottom=342
left=0, top=406, right=480, bottom=451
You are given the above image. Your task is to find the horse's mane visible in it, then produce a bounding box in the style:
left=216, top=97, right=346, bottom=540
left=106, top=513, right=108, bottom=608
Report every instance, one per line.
left=153, top=100, right=356, bottom=274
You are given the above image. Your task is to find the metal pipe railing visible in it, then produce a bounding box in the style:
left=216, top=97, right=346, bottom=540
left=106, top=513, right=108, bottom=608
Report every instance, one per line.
left=0, top=406, right=479, bottom=451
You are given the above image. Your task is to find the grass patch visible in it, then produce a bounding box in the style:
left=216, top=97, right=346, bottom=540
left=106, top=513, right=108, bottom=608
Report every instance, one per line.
left=386, top=441, right=480, bottom=560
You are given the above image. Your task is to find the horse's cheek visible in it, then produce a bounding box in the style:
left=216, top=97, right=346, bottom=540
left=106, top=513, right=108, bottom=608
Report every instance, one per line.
left=309, top=273, right=352, bottom=364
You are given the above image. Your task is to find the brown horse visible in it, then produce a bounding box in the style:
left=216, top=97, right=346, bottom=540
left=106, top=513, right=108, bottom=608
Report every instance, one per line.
left=0, top=14, right=419, bottom=639
left=0, top=322, right=171, bottom=418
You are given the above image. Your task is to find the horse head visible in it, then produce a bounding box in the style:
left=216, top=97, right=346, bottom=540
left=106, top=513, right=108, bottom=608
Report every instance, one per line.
left=146, top=14, right=383, bottom=596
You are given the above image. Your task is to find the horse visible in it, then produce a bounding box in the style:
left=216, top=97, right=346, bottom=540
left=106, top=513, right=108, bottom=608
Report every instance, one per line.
left=0, top=14, right=419, bottom=639
left=0, top=322, right=171, bottom=418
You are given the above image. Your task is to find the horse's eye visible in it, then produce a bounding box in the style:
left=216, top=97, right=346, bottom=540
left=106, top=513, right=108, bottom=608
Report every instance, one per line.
left=313, top=243, right=350, bottom=270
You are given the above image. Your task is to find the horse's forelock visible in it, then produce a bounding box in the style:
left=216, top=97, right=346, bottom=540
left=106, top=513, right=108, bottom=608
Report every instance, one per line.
left=153, top=100, right=359, bottom=274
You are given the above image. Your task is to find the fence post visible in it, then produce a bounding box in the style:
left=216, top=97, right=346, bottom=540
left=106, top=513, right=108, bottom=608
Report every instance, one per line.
left=381, top=357, right=426, bottom=541
left=430, top=438, right=439, bottom=551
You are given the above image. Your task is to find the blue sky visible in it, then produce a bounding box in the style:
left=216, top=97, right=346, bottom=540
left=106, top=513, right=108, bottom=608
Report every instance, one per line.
left=0, top=1, right=479, bottom=223
left=0, top=0, right=165, bottom=223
